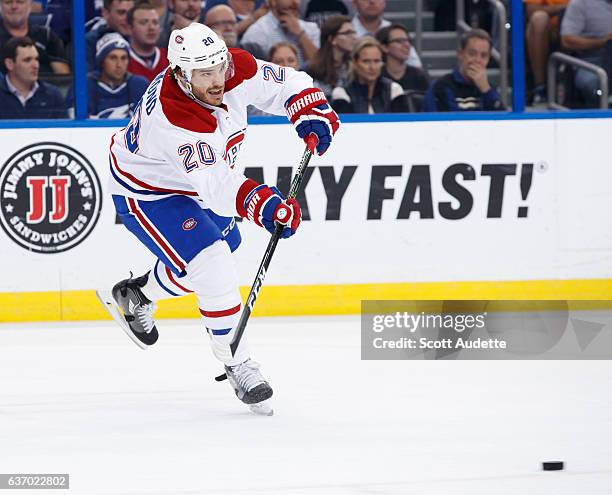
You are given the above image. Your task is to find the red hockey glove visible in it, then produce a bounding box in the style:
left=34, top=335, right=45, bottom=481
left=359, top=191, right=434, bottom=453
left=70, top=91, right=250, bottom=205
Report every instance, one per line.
left=236, top=179, right=301, bottom=238
left=285, top=88, right=340, bottom=155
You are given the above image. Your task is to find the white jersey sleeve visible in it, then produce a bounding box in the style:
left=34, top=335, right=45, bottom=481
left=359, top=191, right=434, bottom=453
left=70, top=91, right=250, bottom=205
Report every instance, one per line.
left=242, top=58, right=315, bottom=116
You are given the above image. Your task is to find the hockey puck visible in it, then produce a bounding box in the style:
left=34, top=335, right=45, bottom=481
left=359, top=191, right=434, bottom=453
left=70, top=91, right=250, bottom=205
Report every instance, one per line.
left=542, top=461, right=564, bottom=471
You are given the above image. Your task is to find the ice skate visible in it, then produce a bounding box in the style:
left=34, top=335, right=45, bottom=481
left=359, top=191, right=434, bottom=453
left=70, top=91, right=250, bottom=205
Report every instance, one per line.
left=96, top=272, right=159, bottom=349
left=217, top=359, right=274, bottom=415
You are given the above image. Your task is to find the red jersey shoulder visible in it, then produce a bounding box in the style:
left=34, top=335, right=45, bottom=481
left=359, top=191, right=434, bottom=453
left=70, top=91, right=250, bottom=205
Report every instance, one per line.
left=159, top=69, right=217, bottom=133
left=225, top=48, right=258, bottom=93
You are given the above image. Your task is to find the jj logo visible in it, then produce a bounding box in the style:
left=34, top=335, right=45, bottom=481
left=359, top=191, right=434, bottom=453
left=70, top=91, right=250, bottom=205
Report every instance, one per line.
left=26, top=176, right=71, bottom=224
left=0, top=142, right=102, bottom=254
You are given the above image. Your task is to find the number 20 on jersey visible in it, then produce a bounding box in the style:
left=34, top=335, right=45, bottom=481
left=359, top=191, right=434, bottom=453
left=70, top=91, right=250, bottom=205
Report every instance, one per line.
left=178, top=141, right=216, bottom=172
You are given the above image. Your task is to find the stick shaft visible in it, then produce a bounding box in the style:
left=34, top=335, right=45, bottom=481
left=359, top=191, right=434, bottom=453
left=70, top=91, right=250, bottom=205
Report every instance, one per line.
left=230, top=137, right=316, bottom=356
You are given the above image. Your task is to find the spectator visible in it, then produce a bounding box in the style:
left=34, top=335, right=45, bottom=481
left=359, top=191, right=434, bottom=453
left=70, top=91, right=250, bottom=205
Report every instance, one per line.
left=306, top=15, right=356, bottom=97
left=204, top=0, right=268, bottom=38
left=377, top=24, right=429, bottom=92
left=86, top=0, right=134, bottom=72
left=0, top=0, right=69, bottom=75
left=561, top=0, right=612, bottom=108
left=158, top=0, right=203, bottom=48
left=86, top=33, right=148, bottom=118
left=423, top=29, right=503, bottom=111
left=330, top=36, right=409, bottom=113
left=127, top=2, right=169, bottom=82
left=0, top=37, right=66, bottom=118
left=205, top=4, right=239, bottom=47
left=524, top=0, right=568, bottom=104
left=148, top=0, right=167, bottom=18
left=352, top=0, right=388, bottom=37
left=241, top=0, right=320, bottom=65
left=352, top=0, right=423, bottom=68
left=269, top=41, right=299, bottom=69
left=301, top=0, right=350, bottom=27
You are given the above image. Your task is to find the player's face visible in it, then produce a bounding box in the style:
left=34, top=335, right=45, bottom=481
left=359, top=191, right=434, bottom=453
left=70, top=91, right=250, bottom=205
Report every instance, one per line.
left=1, top=0, right=32, bottom=28
left=190, top=61, right=229, bottom=106
left=105, top=0, right=134, bottom=36
left=102, top=49, right=129, bottom=83
left=385, top=28, right=411, bottom=62
left=130, top=8, right=161, bottom=47
left=353, top=46, right=383, bottom=85
left=458, top=38, right=491, bottom=72
left=8, top=45, right=39, bottom=85
left=172, top=0, right=202, bottom=21
left=332, top=22, right=357, bottom=54
left=271, top=46, right=298, bottom=70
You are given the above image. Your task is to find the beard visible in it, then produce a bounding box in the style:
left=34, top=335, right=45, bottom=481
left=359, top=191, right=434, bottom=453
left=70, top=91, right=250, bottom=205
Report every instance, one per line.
left=221, top=31, right=238, bottom=48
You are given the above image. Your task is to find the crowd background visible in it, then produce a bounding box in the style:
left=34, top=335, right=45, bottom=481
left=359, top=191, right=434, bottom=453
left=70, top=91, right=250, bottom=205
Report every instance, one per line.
left=0, top=0, right=610, bottom=119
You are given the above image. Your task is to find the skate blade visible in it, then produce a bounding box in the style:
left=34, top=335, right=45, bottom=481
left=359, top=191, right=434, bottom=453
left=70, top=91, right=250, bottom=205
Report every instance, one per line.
left=96, top=289, right=148, bottom=350
left=249, top=401, right=273, bottom=416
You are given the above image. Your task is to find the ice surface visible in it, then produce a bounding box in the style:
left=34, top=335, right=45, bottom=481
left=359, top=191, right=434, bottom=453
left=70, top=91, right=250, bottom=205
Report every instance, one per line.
left=0, top=315, right=611, bottom=494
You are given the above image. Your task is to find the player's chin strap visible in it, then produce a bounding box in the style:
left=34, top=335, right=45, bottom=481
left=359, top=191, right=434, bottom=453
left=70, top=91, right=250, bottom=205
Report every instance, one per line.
left=176, top=75, right=199, bottom=104
left=215, top=372, right=227, bottom=382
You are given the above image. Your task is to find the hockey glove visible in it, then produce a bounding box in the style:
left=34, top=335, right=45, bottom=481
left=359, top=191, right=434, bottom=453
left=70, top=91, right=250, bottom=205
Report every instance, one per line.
left=236, top=180, right=301, bottom=239
left=285, top=88, right=340, bottom=156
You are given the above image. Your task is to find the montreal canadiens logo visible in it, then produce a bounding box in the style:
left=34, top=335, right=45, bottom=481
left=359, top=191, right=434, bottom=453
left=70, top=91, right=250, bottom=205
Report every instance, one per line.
left=0, top=142, right=102, bottom=254
left=182, top=218, right=197, bottom=231
left=175, top=35, right=184, bottom=44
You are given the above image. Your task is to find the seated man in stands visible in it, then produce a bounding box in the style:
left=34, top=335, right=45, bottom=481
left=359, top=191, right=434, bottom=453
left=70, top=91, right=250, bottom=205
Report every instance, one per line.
left=352, top=0, right=389, bottom=37
left=376, top=24, right=429, bottom=93
left=0, top=0, right=70, bottom=75
left=241, top=0, right=320, bottom=64
left=423, top=29, right=504, bottom=112
left=86, top=33, right=148, bottom=119
left=0, top=36, right=66, bottom=118
left=204, top=0, right=268, bottom=38
left=561, top=0, right=612, bottom=108
left=158, top=0, right=203, bottom=48
left=331, top=36, right=410, bottom=113
left=127, top=2, right=169, bottom=82
left=86, top=0, right=134, bottom=72
left=204, top=4, right=240, bottom=47
left=524, top=0, right=568, bottom=104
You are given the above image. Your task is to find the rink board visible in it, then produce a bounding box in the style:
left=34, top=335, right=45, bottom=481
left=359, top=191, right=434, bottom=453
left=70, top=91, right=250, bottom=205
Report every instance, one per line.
left=0, top=119, right=611, bottom=321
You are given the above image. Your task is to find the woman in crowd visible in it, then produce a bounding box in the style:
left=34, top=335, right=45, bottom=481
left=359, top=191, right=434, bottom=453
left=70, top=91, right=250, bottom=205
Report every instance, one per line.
left=331, top=37, right=410, bottom=114
left=305, top=15, right=357, bottom=97
left=270, top=41, right=300, bottom=70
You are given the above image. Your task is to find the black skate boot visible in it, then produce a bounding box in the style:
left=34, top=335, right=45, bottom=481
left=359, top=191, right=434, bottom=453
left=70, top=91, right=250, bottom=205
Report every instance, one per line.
left=96, top=272, right=158, bottom=349
left=217, top=359, right=274, bottom=415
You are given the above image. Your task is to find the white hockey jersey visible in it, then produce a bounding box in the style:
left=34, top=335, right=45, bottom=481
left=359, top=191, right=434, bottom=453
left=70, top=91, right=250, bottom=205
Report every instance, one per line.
left=108, top=48, right=313, bottom=217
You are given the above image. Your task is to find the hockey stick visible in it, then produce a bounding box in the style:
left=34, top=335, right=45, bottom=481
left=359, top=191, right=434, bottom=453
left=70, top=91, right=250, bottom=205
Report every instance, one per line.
left=229, top=134, right=318, bottom=357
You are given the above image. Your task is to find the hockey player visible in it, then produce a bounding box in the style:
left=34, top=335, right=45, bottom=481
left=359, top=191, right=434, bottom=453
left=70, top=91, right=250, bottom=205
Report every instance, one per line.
left=98, top=22, right=340, bottom=415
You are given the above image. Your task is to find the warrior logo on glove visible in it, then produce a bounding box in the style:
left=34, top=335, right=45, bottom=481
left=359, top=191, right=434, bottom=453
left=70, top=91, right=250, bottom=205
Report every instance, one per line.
left=285, top=88, right=340, bottom=156
left=237, top=180, right=301, bottom=239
